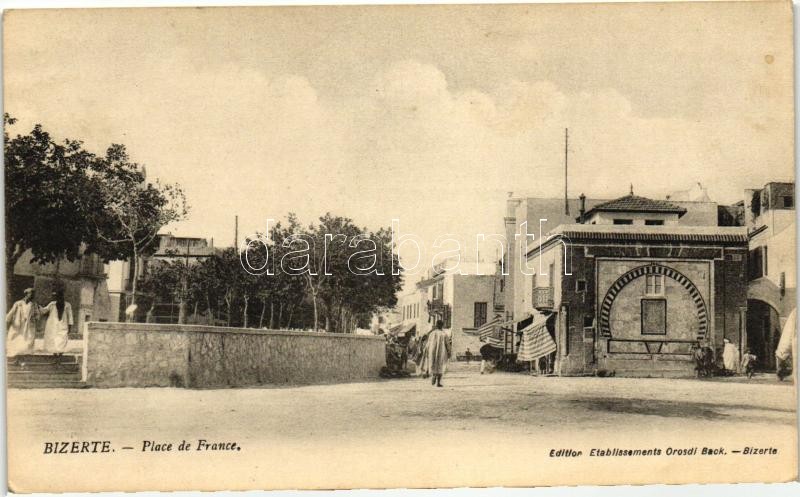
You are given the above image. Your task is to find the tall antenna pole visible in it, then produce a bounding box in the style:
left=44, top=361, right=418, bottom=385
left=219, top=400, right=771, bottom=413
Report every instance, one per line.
left=234, top=215, right=239, bottom=249
left=564, top=128, right=570, bottom=216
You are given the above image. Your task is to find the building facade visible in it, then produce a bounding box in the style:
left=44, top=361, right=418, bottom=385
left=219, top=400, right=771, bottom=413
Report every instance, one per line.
left=502, top=193, right=720, bottom=325
left=394, top=260, right=498, bottom=359
left=511, top=193, right=748, bottom=377
left=742, top=181, right=796, bottom=370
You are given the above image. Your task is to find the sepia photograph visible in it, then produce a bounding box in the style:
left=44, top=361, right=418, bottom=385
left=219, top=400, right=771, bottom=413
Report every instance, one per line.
left=2, top=1, right=798, bottom=492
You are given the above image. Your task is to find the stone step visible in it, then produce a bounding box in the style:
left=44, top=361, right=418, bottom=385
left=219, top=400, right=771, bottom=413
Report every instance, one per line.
left=8, top=379, right=88, bottom=389
left=7, top=362, right=80, bottom=373
left=6, top=352, right=86, bottom=388
left=8, top=370, right=81, bottom=379
left=7, top=354, right=80, bottom=365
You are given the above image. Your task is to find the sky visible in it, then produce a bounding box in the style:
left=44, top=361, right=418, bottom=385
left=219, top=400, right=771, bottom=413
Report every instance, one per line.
left=3, top=3, right=794, bottom=280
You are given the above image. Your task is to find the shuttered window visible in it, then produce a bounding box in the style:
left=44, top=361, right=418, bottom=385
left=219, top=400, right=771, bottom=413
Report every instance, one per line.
left=474, top=302, right=487, bottom=328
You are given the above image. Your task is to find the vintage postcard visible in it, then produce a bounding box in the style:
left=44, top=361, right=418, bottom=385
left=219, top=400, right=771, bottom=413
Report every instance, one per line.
left=3, top=1, right=797, bottom=492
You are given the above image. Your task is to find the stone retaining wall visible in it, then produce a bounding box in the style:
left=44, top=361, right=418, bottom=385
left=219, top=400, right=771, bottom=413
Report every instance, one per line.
left=83, top=323, right=386, bottom=388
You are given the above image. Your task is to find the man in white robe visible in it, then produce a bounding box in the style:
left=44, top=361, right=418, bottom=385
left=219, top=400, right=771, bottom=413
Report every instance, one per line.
left=722, top=338, right=739, bottom=373
left=6, top=288, right=39, bottom=361
left=426, top=320, right=451, bottom=387
left=42, top=289, right=73, bottom=356
left=776, top=308, right=796, bottom=382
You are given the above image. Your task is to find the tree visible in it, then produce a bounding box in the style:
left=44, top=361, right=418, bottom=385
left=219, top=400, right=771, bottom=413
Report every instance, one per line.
left=211, top=248, right=242, bottom=326
left=245, top=219, right=307, bottom=329
left=4, top=115, right=118, bottom=296
left=4, top=115, right=188, bottom=308
left=88, top=144, right=188, bottom=305
left=294, top=213, right=403, bottom=333
left=138, top=259, right=180, bottom=322
left=138, top=258, right=199, bottom=324
left=186, top=254, right=222, bottom=324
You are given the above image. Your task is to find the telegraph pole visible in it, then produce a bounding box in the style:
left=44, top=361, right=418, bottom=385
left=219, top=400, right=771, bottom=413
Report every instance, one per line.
left=564, top=128, right=570, bottom=216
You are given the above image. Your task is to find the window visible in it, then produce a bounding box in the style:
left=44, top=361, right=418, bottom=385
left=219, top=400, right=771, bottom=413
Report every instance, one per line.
left=749, top=246, right=769, bottom=279
left=645, top=219, right=664, bottom=226
left=583, top=315, right=594, bottom=328
left=474, top=302, right=488, bottom=328
left=432, top=281, right=444, bottom=301
left=576, top=280, right=587, bottom=292
left=783, top=195, right=794, bottom=208
left=613, top=219, right=633, bottom=225
left=641, top=299, right=667, bottom=335
left=645, top=274, right=664, bottom=296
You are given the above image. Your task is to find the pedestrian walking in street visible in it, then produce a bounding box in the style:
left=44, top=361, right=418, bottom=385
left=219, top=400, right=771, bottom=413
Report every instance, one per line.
left=6, top=288, right=39, bottom=361
left=741, top=349, right=757, bottom=379
left=426, top=320, right=451, bottom=387
left=41, top=288, right=73, bottom=358
left=722, top=338, right=739, bottom=374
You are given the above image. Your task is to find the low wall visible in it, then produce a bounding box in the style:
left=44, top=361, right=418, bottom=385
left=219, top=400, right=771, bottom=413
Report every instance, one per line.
left=84, top=322, right=386, bottom=388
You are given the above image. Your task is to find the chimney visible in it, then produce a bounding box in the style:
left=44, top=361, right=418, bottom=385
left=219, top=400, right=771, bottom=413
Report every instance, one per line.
left=579, top=193, right=587, bottom=223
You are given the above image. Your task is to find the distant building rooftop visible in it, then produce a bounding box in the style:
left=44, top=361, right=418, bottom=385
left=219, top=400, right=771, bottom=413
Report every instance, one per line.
left=526, top=224, right=749, bottom=256
left=583, top=194, right=687, bottom=218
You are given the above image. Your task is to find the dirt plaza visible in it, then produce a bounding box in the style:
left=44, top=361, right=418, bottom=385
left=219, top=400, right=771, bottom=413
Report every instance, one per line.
left=7, top=363, right=797, bottom=491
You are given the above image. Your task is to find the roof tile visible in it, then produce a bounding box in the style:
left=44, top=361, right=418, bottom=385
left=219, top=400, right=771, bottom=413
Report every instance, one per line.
left=585, top=194, right=687, bottom=216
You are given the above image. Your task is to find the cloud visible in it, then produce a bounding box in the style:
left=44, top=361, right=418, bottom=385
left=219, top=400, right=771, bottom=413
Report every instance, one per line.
left=5, top=55, right=792, bottom=267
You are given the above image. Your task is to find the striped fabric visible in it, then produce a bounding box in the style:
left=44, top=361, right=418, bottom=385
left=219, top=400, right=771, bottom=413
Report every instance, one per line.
left=478, top=317, right=504, bottom=347
left=477, top=317, right=501, bottom=338
left=517, top=319, right=557, bottom=362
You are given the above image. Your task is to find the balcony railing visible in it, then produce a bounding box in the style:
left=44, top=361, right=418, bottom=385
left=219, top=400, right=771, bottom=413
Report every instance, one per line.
left=77, top=254, right=106, bottom=278
left=532, top=287, right=554, bottom=311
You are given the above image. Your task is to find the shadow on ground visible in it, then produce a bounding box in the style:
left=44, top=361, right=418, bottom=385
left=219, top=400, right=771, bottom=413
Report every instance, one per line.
left=570, top=396, right=794, bottom=424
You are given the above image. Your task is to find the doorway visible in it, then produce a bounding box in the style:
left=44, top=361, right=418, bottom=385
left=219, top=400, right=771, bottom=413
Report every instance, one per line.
left=746, top=299, right=781, bottom=371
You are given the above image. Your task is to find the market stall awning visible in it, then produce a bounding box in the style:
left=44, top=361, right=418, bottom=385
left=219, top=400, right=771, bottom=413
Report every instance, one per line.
left=517, top=311, right=557, bottom=362
left=389, top=322, right=417, bottom=338
left=478, top=317, right=505, bottom=347
left=478, top=315, right=532, bottom=348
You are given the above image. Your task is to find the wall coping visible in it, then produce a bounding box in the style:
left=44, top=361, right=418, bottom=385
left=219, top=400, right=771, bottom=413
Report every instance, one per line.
left=86, top=322, right=386, bottom=340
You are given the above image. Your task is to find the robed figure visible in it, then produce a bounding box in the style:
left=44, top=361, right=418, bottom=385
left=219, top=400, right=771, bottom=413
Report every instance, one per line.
left=6, top=288, right=39, bottom=358
left=42, top=289, right=73, bottom=355
left=722, top=338, right=739, bottom=373
left=426, top=320, right=451, bottom=387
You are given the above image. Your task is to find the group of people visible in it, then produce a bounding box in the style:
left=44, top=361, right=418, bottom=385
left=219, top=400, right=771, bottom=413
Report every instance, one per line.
left=693, top=330, right=795, bottom=381
left=693, top=339, right=758, bottom=378
left=6, top=288, right=74, bottom=362
left=408, top=320, right=452, bottom=387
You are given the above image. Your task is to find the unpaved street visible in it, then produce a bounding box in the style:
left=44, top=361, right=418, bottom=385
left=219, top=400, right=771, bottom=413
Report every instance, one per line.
left=7, top=363, right=797, bottom=491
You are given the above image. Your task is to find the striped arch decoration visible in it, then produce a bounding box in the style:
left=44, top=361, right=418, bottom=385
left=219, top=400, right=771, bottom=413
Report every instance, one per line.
left=598, top=264, right=708, bottom=339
